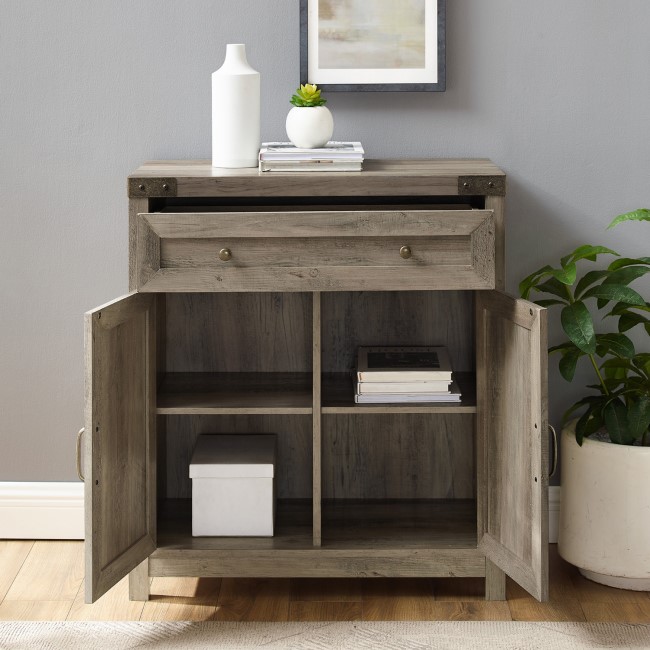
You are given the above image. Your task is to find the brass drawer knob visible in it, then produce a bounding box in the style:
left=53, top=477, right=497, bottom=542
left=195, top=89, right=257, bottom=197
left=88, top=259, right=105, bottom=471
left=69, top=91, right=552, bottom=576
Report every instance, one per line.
left=400, top=245, right=412, bottom=260
left=219, top=248, right=232, bottom=262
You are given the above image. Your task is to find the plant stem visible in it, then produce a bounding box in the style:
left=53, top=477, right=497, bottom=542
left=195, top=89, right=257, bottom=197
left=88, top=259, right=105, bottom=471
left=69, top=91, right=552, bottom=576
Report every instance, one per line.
left=589, top=354, right=609, bottom=395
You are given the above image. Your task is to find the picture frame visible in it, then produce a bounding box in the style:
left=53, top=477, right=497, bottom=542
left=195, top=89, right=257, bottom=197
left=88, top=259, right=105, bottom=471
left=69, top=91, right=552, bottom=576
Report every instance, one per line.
left=300, top=0, right=446, bottom=92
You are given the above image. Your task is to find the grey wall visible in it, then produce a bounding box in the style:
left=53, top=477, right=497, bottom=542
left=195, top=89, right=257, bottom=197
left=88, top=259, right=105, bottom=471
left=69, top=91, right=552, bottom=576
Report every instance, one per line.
left=1, top=1, right=649, bottom=482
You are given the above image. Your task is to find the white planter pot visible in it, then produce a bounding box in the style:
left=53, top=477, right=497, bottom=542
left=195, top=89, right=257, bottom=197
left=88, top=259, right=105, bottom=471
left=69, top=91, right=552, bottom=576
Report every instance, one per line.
left=212, top=44, right=260, bottom=168
left=558, top=422, right=650, bottom=590
left=286, top=106, right=333, bottom=149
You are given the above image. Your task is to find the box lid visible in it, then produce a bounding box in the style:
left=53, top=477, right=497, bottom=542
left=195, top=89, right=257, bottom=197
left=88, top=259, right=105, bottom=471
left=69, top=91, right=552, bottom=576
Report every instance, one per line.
left=189, top=434, right=276, bottom=479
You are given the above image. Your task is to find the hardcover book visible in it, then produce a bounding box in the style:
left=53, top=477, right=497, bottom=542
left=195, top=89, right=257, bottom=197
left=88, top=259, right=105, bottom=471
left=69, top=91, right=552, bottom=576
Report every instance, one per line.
left=356, top=346, right=453, bottom=382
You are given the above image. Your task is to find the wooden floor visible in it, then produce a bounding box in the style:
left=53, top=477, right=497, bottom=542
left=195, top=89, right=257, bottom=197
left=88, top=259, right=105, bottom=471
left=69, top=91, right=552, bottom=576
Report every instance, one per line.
left=0, top=542, right=649, bottom=622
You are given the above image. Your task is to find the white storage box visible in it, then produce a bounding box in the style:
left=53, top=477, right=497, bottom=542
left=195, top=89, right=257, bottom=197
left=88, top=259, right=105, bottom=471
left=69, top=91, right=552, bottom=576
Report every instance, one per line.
left=190, top=434, right=276, bottom=537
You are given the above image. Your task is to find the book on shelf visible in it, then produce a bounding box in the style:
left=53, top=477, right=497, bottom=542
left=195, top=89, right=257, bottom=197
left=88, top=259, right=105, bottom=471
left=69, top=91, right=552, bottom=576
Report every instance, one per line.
left=356, top=346, right=453, bottom=382
left=259, top=141, right=364, bottom=161
left=259, top=160, right=362, bottom=173
left=354, top=381, right=462, bottom=404
left=356, top=379, right=452, bottom=394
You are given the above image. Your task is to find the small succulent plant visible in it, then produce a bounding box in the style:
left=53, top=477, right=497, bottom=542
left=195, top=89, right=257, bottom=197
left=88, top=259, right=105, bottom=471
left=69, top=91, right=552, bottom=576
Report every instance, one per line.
left=290, top=84, right=327, bottom=107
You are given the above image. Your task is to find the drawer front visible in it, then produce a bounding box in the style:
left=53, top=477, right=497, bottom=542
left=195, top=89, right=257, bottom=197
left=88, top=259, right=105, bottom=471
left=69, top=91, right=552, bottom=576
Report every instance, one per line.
left=135, top=210, right=495, bottom=292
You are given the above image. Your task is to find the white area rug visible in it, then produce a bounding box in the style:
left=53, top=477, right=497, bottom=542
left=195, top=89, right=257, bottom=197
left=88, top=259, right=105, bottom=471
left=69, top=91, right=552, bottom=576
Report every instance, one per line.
left=0, top=621, right=649, bottom=649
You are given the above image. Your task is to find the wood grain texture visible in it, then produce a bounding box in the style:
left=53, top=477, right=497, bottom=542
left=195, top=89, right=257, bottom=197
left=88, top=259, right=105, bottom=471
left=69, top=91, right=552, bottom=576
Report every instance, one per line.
left=476, top=291, right=548, bottom=601
left=68, top=576, right=145, bottom=621
left=4, top=542, right=83, bottom=601
left=213, top=578, right=290, bottom=621
left=129, top=559, right=150, bottom=602
left=312, top=292, right=322, bottom=546
left=130, top=159, right=506, bottom=198
left=84, top=293, right=156, bottom=603
left=289, top=601, right=362, bottom=621
left=165, top=293, right=312, bottom=373
left=0, top=600, right=73, bottom=621
left=322, top=415, right=475, bottom=499
left=140, top=577, right=221, bottom=621
left=0, top=541, right=32, bottom=601
left=163, top=417, right=312, bottom=500
left=485, top=196, right=505, bottom=291
left=129, top=198, right=148, bottom=291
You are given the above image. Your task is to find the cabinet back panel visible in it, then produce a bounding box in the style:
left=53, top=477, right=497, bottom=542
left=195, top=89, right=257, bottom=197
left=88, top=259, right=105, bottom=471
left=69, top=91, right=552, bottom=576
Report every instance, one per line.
left=163, top=415, right=312, bottom=500
left=165, top=293, right=312, bottom=372
left=322, top=414, right=475, bottom=499
left=321, top=291, right=474, bottom=373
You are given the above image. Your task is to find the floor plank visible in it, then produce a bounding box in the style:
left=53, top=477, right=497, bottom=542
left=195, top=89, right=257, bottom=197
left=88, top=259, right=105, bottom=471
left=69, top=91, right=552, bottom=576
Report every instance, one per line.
left=0, top=541, right=33, bottom=602
left=213, top=578, right=290, bottom=622
left=0, top=600, right=72, bottom=621
left=291, top=578, right=362, bottom=603
left=3, top=542, right=83, bottom=602
left=362, top=579, right=437, bottom=621
left=432, top=577, right=486, bottom=601
left=67, top=577, right=145, bottom=621
left=289, top=601, right=363, bottom=621
left=140, top=577, right=221, bottom=621
left=581, top=600, right=650, bottom=623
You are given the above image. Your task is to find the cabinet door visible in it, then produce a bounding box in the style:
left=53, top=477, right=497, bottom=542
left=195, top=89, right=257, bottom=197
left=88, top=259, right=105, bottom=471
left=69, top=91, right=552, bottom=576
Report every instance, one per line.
left=476, top=290, right=548, bottom=601
left=84, top=293, right=156, bottom=603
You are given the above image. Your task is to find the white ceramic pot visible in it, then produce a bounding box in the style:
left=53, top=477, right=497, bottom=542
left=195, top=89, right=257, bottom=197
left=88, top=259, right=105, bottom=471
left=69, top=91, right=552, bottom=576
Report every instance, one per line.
left=212, top=44, right=260, bottom=168
left=558, top=421, right=650, bottom=590
left=286, top=106, right=334, bottom=149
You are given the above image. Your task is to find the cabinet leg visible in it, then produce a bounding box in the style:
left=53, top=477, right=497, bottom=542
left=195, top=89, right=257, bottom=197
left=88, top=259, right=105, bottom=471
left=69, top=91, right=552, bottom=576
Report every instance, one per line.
left=129, top=559, right=150, bottom=601
left=485, top=559, right=506, bottom=600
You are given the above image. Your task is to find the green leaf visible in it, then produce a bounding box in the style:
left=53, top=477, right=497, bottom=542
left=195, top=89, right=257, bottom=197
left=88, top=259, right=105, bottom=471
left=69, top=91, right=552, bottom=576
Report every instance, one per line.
left=574, top=270, right=610, bottom=299
left=536, top=299, right=566, bottom=307
left=558, top=348, right=582, bottom=381
left=604, top=399, right=633, bottom=444
left=563, top=396, right=602, bottom=425
left=550, top=263, right=577, bottom=286
left=619, top=312, right=650, bottom=333
left=581, top=284, right=646, bottom=307
left=604, top=266, right=650, bottom=287
left=627, top=396, right=650, bottom=439
left=519, top=266, right=552, bottom=299
left=549, top=341, right=579, bottom=354
left=561, top=302, right=596, bottom=354
left=607, top=209, right=650, bottom=229
left=575, top=406, right=605, bottom=445
left=535, top=277, right=572, bottom=301
left=595, top=333, right=635, bottom=358
left=608, top=256, right=650, bottom=271
left=561, top=245, right=618, bottom=266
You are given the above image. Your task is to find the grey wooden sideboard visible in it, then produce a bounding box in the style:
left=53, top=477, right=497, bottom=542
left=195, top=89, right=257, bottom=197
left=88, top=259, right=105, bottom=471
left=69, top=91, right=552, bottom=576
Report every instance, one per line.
left=83, top=159, right=548, bottom=604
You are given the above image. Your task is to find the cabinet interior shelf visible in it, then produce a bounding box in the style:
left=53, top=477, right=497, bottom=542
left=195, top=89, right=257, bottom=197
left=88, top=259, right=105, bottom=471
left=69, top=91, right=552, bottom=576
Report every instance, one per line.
left=156, top=371, right=477, bottom=415
left=322, top=371, right=476, bottom=414
left=156, top=372, right=313, bottom=414
left=156, top=498, right=477, bottom=552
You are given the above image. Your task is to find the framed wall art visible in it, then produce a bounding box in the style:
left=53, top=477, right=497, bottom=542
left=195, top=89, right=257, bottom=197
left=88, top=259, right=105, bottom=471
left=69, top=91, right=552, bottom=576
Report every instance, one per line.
left=300, top=0, right=446, bottom=92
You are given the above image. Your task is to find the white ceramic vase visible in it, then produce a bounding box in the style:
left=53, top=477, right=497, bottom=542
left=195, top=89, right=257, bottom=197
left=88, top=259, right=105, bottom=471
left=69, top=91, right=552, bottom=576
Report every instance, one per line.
left=212, top=44, right=260, bottom=168
left=558, top=421, right=650, bottom=590
left=286, top=106, right=333, bottom=149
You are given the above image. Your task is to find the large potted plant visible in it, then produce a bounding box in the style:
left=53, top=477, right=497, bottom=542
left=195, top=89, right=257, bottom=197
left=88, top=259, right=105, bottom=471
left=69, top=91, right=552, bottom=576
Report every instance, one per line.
left=520, top=209, right=650, bottom=590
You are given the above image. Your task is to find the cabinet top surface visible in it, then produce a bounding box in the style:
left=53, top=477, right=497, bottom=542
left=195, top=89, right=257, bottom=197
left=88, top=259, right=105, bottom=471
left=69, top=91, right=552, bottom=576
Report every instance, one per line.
left=128, top=159, right=506, bottom=199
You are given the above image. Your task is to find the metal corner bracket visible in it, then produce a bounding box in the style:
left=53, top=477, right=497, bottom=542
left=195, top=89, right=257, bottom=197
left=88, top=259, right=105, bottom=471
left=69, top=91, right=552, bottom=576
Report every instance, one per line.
left=128, top=178, right=178, bottom=198
left=458, top=176, right=506, bottom=196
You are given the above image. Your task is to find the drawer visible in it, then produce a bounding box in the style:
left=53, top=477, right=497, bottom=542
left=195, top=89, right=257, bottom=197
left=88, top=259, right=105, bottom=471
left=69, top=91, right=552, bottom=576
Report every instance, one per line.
left=135, top=209, right=495, bottom=292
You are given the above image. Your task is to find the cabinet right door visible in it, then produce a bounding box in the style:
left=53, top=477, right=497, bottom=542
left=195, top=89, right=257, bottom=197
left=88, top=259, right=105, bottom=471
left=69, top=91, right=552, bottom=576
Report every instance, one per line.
left=476, top=290, right=549, bottom=601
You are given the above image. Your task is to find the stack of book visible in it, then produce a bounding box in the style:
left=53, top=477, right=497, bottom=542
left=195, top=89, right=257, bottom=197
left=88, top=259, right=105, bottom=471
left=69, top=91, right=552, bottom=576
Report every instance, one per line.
left=258, top=141, right=364, bottom=172
left=354, top=346, right=461, bottom=404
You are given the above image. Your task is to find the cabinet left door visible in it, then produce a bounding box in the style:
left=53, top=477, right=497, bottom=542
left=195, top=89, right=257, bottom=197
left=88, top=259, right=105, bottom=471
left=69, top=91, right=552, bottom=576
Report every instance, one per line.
left=84, top=293, right=157, bottom=603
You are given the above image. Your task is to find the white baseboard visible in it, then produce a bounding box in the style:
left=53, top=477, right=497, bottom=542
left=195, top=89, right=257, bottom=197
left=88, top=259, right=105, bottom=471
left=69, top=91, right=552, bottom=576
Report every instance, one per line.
left=0, top=481, right=561, bottom=544
left=0, top=482, right=84, bottom=539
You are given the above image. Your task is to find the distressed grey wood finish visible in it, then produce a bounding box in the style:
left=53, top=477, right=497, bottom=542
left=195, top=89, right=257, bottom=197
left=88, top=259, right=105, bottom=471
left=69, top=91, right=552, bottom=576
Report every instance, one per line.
left=129, top=198, right=148, bottom=292
left=163, top=415, right=313, bottom=500
left=164, top=293, right=312, bottom=372
left=84, top=293, right=156, bottom=603
left=321, top=291, right=475, bottom=373
left=312, top=293, right=322, bottom=546
left=476, top=290, right=548, bottom=602
left=156, top=372, right=313, bottom=415
left=130, top=159, right=505, bottom=198
left=135, top=210, right=494, bottom=292
left=322, top=414, right=475, bottom=500
left=485, top=196, right=506, bottom=292
left=128, top=559, right=149, bottom=601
